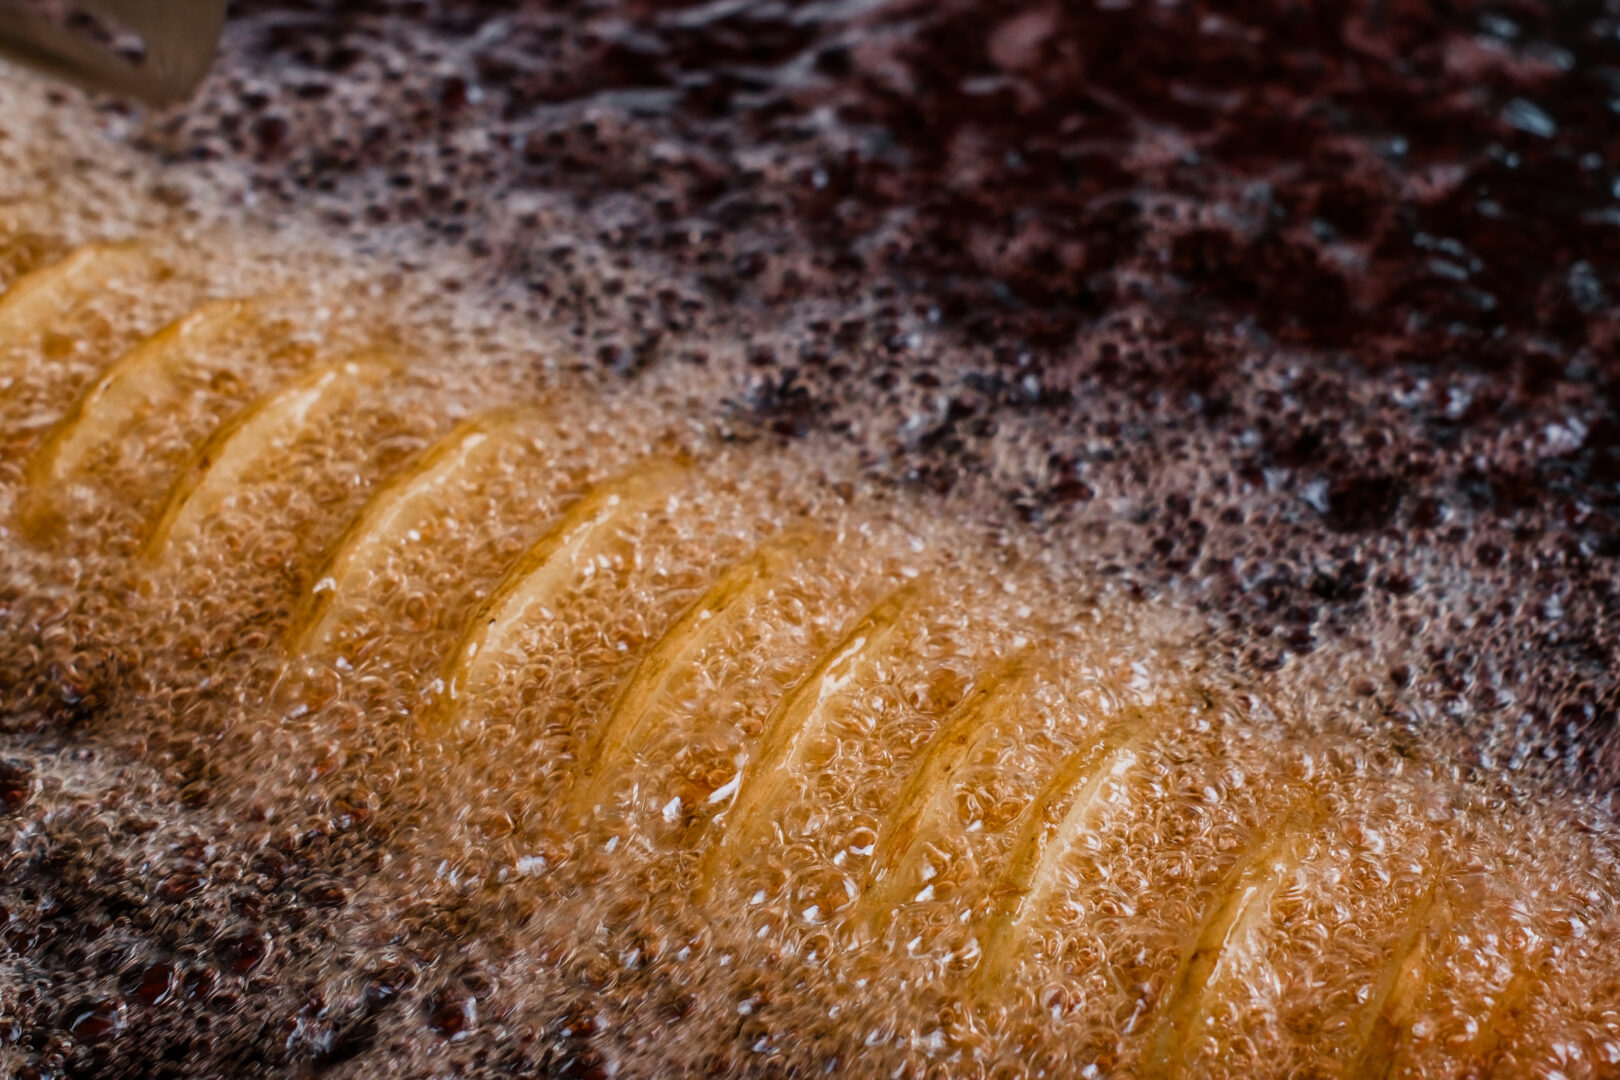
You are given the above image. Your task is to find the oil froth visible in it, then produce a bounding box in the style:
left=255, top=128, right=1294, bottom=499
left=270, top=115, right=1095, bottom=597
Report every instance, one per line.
left=2, top=65, right=1620, bottom=1080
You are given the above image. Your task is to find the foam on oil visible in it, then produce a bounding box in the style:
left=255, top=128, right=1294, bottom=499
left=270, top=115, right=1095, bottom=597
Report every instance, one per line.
left=2, top=66, right=1620, bottom=1080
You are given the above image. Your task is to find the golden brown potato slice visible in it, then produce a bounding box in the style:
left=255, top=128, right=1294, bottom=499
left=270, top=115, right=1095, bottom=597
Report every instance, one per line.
left=856, top=648, right=1039, bottom=928
left=567, top=525, right=828, bottom=822
left=0, top=242, right=155, bottom=354
left=1140, top=811, right=1320, bottom=1076
left=19, top=298, right=258, bottom=536
left=287, top=410, right=535, bottom=658
left=428, top=459, right=690, bottom=736
left=1346, top=880, right=1443, bottom=1078
left=1460, top=956, right=1545, bottom=1078
left=974, top=718, right=1146, bottom=986
left=0, top=230, right=67, bottom=292
left=694, top=580, right=924, bottom=902
left=144, top=354, right=395, bottom=561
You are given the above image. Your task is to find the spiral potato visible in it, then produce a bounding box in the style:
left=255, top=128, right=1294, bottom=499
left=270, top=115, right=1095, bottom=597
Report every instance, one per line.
left=1, top=66, right=1619, bottom=1080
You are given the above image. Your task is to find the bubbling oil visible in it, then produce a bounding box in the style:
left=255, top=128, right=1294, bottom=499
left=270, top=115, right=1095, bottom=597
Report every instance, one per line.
left=2, top=69, right=1620, bottom=1080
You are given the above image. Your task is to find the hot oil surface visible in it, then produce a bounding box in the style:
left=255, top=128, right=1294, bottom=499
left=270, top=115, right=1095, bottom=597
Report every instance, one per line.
left=1, top=65, right=1620, bottom=1080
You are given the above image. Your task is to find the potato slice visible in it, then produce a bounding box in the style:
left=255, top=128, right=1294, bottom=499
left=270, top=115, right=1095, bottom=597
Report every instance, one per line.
left=1346, top=881, right=1443, bottom=1079
left=288, top=410, right=533, bottom=657
left=0, top=241, right=155, bottom=352
left=144, top=354, right=395, bottom=561
left=1140, top=811, right=1319, bottom=1075
left=568, top=525, right=828, bottom=822
left=428, top=459, right=690, bottom=736
left=857, top=649, right=1039, bottom=928
left=975, top=719, right=1145, bottom=986
left=1457, top=954, right=1544, bottom=1077
left=695, top=581, right=924, bottom=902
left=20, top=298, right=258, bottom=535
left=0, top=230, right=65, bottom=291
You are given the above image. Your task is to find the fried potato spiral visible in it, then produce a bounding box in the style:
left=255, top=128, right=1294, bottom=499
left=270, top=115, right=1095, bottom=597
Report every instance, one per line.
left=1, top=70, right=1618, bottom=1080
